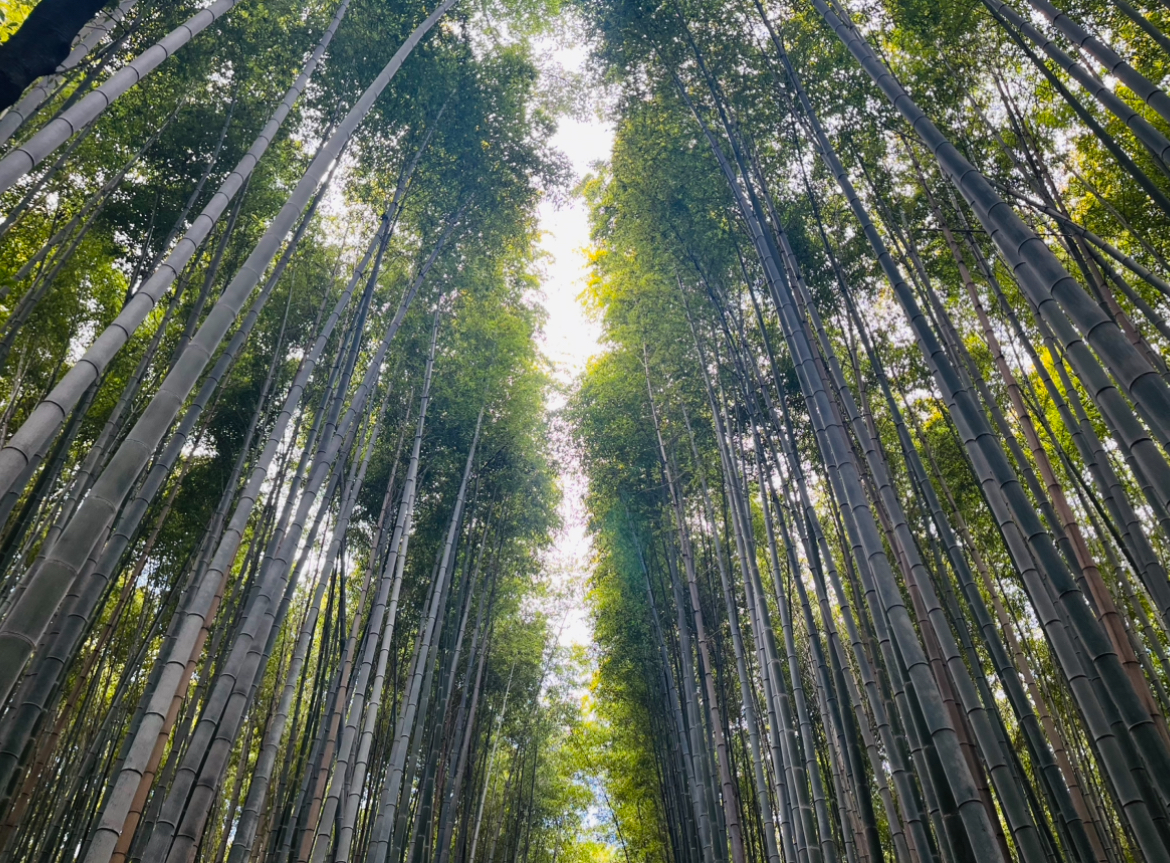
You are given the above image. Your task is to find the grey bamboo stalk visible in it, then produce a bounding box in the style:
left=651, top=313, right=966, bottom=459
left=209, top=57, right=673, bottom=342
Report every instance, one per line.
left=947, top=184, right=1170, bottom=632
left=80, top=224, right=384, bottom=863
left=0, top=0, right=245, bottom=196
left=781, top=230, right=1050, bottom=863
left=149, top=214, right=438, bottom=862
left=297, top=224, right=465, bottom=862
left=989, top=8, right=1170, bottom=228
left=828, top=247, right=1106, bottom=863
left=825, top=289, right=1010, bottom=859
left=759, top=430, right=886, bottom=862
left=741, top=451, right=848, bottom=863
left=168, top=177, right=250, bottom=369
left=0, top=456, right=183, bottom=842
left=916, top=171, right=1158, bottom=722
left=935, top=141, right=1164, bottom=862
left=834, top=118, right=1169, bottom=861
left=35, top=158, right=331, bottom=670
left=0, top=0, right=138, bottom=147
left=738, top=498, right=808, bottom=863
left=0, top=348, right=27, bottom=433
left=686, top=95, right=1005, bottom=863
left=0, top=120, right=95, bottom=248
left=0, top=365, right=85, bottom=590
left=729, top=280, right=897, bottom=863
left=1060, top=167, right=1170, bottom=295
left=309, top=313, right=439, bottom=863
left=409, top=552, right=487, bottom=863
left=1016, top=0, right=1170, bottom=125
left=766, top=454, right=862, bottom=863
left=143, top=359, right=369, bottom=863
left=467, top=661, right=516, bottom=863
left=673, top=355, right=790, bottom=860
left=0, top=100, right=181, bottom=364
left=795, top=264, right=978, bottom=860
left=760, top=344, right=930, bottom=863
left=816, top=0, right=1170, bottom=552
left=41, top=266, right=183, bottom=528
left=678, top=316, right=822, bottom=863
left=681, top=398, right=782, bottom=863
left=664, top=516, right=726, bottom=863
left=984, top=0, right=1170, bottom=169
left=31, top=119, right=256, bottom=565
left=642, top=354, right=745, bottom=863
left=363, top=387, right=413, bottom=585
left=913, top=318, right=1170, bottom=863
left=1088, top=246, right=1170, bottom=347
left=923, top=408, right=1107, bottom=863
left=211, top=704, right=259, bottom=863
left=108, top=376, right=333, bottom=863
left=626, top=504, right=717, bottom=863
left=387, top=482, right=474, bottom=863
left=280, top=591, right=355, bottom=863
left=51, top=245, right=303, bottom=678
left=224, top=383, right=393, bottom=863
left=694, top=353, right=806, bottom=863
left=5, top=98, right=179, bottom=289
left=711, top=360, right=836, bottom=863
left=0, top=0, right=458, bottom=708
left=26, top=76, right=224, bottom=307
left=770, top=10, right=1170, bottom=843
left=676, top=103, right=890, bottom=858
left=0, top=0, right=353, bottom=506
left=364, top=405, right=485, bottom=863
left=0, top=279, right=289, bottom=808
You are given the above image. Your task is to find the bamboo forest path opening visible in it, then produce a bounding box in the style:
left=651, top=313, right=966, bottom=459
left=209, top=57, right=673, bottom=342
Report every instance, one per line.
left=2, top=0, right=1170, bottom=861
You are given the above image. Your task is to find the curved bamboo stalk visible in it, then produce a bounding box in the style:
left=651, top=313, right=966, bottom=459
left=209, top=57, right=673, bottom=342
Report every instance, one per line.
left=0, top=0, right=457, bottom=708
left=363, top=405, right=485, bottom=863
left=1016, top=0, right=1170, bottom=126
left=771, top=10, right=1170, bottom=851
left=316, top=320, right=438, bottom=863
left=223, top=381, right=392, bottom=863
left=0, top=0, right=245, bottom=197
left=0, top=0, right=353, bottom=507
left=80, top=221, right=384, bottom=863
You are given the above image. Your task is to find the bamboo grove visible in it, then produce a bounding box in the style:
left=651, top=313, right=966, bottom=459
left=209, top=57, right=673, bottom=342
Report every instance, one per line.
left=570, top=0, right=1170, bottom=863
left=5, top=0, right=1170, bottom=860
left=0, top=1, right=616, bottom=862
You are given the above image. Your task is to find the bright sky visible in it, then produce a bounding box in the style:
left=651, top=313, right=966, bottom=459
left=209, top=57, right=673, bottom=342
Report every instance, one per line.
left=534, top=39, right=612, bottom=649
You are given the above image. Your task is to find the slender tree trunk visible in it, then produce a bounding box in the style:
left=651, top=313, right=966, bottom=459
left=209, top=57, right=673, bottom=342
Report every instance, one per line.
left=363, top=404, right=484, bottom=863
left=0, top=0, right=246, bottom=194
left=642, top=354, right=747, bottom=863
left=0, top=0, right=354, bottom=507
left=0, top=0, right=460, bottom=707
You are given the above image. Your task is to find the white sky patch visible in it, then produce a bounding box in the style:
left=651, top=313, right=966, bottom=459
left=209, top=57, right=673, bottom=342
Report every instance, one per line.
left=534, top=38, right=612, bottom=651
